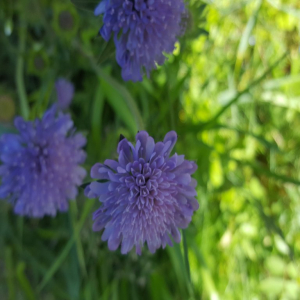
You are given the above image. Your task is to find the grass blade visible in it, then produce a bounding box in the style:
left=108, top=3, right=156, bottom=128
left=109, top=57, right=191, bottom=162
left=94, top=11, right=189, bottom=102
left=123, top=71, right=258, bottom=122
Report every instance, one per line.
left=232, top=158, right=300, bottom=186
left=201, top=52, right=288, bottom=130
left=210, top=123, right=280, bottom=151
left=182, top=230, right=191, bottom=282
left=74, top=41, right=145, bottom=131
left=16, top=262, right=36, bottom=300
left=235, top=0, right=262, bottom=77
left=69, top=201, right=87, bottom=277
left=5, top=247, right=15, bottom=300
left=37, top=199, right=94, bottom=292
left=100, top=78, right=138, bottom=135
left=15, top=11, right=29, bottom=119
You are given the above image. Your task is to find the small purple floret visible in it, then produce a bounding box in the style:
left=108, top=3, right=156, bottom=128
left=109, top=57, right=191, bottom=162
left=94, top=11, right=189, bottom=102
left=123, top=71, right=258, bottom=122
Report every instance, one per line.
left=55, top=78, right=74, bottom=110
left=94, top=0, right=185, bottom=82
left=85, top=131, right=198, bottom=254
left=0, top=105, right=87, bottom=217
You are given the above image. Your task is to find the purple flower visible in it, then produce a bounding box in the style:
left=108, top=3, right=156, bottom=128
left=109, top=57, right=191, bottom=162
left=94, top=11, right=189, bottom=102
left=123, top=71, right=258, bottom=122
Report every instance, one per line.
left=55, top=78, right=74, bottom=110
left=0, top=106, right=87, bottom=217
left=94, top=0, right=185, bottom=82
left=85, top=131, right=198, bottom=254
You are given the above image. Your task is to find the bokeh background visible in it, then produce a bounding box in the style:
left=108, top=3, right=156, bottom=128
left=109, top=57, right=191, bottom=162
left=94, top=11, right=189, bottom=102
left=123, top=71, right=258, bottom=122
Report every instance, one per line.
left=1, top=0, right=300, bottom=299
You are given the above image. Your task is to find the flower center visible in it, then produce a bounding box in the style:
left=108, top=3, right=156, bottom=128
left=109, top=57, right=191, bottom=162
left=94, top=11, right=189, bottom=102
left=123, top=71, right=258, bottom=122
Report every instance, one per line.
left=135, top=174, right=150, bottom=198
left=136, top=174, right=145, bottom=186
left=140, top=185, right=149, bottom=197
left=126, top=161, right=163, bottom=208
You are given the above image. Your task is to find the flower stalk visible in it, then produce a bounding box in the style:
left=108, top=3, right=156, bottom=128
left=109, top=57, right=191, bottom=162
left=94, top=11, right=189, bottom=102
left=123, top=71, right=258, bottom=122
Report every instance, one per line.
left=15, top=12, right=29, bottom=120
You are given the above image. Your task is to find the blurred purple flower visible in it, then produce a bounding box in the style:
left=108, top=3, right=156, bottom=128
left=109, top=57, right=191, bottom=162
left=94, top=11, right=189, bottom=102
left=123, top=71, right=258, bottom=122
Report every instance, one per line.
left=55, top=78, right=74, bottom=110
left=94, top=0, right=185, bottom=82
left=0, top=106, right=87, bottom=217
left=85, top=131, right=198, bottom=254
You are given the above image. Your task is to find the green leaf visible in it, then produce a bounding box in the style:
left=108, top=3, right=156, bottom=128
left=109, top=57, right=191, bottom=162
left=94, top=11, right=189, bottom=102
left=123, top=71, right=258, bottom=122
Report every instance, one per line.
left=97, top=39, right=116, bottom=65
left=37, top=199, right=94, bottom=291
left=235, top=158, right=300, bottom=186
left=5, top=247, right=15, bottom=300
left=16, top=262, right=36, bottom=300
left=207, top=123, right=280, bottom=151
left=191, top=242, right=219, bottom=300
left=246, top=196, right=294, bottom=260
left=100, top=78, right=138, bottom=135
left=150, top=273, right=173, bottom=300
left=90, top=80, right=105, bottom=159
left=74, top=42, right=145, bottom=131
left=201, top=52, right=288, bottom=130
left=182, top=230, right=191, bottom=283
left=235, top=0, right=262, bottom=77
left=69, top=201, right=87, bottom=278
left=167, top=242, right=190, bottom=298
left=263, top=74, right=300, bottom=90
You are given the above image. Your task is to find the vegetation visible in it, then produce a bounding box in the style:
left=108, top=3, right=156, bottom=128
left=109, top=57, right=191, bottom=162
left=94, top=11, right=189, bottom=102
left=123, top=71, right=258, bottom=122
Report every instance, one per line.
left=0, top=0, right=299, bottom=299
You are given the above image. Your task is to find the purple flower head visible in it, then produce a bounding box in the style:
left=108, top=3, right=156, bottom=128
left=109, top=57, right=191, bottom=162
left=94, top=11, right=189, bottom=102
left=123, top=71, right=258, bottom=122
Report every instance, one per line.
left=94, top=0, right=185, bottom=82
left=0, top=105, right=87, bottom=217
left=85, top=131, right=198, bottom=254
left=55, top=78, right=74, bottom=110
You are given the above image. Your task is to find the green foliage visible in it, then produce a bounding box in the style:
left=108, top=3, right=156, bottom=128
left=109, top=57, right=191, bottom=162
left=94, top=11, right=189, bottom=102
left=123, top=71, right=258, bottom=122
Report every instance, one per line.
left=1, top=0, right=300, bottom=299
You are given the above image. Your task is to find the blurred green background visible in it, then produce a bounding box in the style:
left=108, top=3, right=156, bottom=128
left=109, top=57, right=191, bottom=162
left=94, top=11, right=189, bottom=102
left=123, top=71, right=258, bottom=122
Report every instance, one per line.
left=0, top=0, right=300, bottom=299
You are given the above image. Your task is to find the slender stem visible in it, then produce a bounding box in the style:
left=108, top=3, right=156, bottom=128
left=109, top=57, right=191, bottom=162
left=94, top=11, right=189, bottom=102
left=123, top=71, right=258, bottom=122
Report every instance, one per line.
left=168, top=95, right=175, bottom=130
left=182, top=230, right=191, bottom=282
left=5, top=247, right=16, bottom=300
left=95, top=66, right=145, bottom=131
left=201, top=52, right=288, bottom=130
left=17, top=217, right=24, bottom=251
left=16, top=13, right=29, bottom=119
left=37, top=199, right=94, bottom=291
left=73, top=40, right=145, bottom=131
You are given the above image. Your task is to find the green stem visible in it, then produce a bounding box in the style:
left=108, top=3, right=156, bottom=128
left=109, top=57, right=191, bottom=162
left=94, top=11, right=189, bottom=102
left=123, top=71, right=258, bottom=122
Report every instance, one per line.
left=201, top=52, right=288, bottom=130
left=168, top=95, right=175, bottom=130
left=37, top=199, right=94, bottom=292
left=74, top=40, right=145, bottom=131
left=182, top=230, right=191, bottom=282
left=16, top=14, right=29, bottom=119
left=5, top=247, right=15, bottom=300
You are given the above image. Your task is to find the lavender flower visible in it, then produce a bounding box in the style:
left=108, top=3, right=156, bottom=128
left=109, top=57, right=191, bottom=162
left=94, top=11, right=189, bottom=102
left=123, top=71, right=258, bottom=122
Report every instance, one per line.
left=94, top=0, right=185, bottom=82
left=0, top=106, right=86, bottom=217
left=55, top=78, right=74, bottom=110
left=85, top=131, right=198, bottom=254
